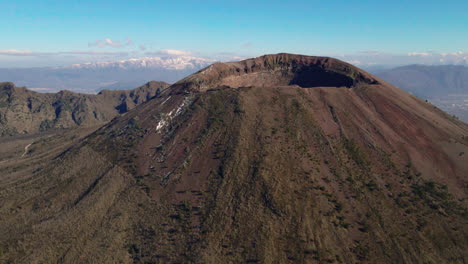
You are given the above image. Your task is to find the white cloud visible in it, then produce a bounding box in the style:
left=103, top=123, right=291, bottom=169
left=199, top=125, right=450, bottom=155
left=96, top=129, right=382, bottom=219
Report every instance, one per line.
left=441, top=51, right=465, bottom=56
left=346, top=60, right=362, bottom=65
left=63, top=50, right=129, bottom=56
left=88, top=38, right=133, bottom=48
left=241, top=42, right=253, bottom=48
left=0, top=49, right=129, bottom=58
left=360, top=50, right=381, bottom=55
left=124, top=38, right=133, bottom=46
left=225, top=56, right=249, bottom=62
left=407, top=52, right=432, bottom=57
left=157, top=49, right=192, bottom=56
left=0, top=49, right=38, bottom=56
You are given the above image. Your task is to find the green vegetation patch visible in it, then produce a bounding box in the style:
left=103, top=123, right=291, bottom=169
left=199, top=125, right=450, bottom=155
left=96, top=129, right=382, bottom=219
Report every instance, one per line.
left=342, top=138, right=370, bottom=168
left=411, top=181, right=466, bottom=216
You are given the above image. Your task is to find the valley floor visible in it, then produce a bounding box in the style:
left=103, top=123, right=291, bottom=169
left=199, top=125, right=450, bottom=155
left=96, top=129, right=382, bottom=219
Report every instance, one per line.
left=0, top=126, right=101, bottom=189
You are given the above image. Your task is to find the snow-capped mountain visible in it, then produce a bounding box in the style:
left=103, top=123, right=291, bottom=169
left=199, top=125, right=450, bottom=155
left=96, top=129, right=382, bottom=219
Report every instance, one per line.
left=0, top=56, right=216, bottom=93
left=61, top=56, right=215, bottom=70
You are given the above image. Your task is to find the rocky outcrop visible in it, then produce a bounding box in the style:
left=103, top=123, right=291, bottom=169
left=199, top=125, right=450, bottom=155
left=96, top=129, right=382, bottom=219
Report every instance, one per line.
left=0, top=81, right=169, bottom=136
left=172, top=53, right=379, bottom=92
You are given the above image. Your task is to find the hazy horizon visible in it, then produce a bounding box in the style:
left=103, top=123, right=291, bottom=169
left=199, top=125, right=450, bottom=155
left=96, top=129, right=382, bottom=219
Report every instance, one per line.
left=1, top=0, right=467, bottom=68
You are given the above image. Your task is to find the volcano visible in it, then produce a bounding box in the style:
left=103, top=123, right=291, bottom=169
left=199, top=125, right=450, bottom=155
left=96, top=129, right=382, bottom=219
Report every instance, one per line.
left=0, top=54, right=467, bottom=263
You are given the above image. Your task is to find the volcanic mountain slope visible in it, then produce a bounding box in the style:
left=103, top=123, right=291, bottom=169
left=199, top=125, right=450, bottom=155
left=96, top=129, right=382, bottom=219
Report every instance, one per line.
left=0, top=54, right=467, bottom=263
left=0, top=81, right=170, bottom=136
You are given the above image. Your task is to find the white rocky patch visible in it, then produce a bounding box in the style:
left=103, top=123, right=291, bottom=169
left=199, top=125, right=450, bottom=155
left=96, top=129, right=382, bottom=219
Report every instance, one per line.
left=160, top=96, right=171, bottom=105
left=155, top=119, right=168, bottom=132
left=155, top=96, right=192, bottom=134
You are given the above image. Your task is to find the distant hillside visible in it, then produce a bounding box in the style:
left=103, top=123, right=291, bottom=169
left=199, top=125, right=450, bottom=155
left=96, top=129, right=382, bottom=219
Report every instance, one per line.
left=375, top=65, right=468, bottom=122
left=376, top=65, right=468, bottom=97
left=0, top=56, right=211, bottom=93
left=0, top=81, right=169, bottom=136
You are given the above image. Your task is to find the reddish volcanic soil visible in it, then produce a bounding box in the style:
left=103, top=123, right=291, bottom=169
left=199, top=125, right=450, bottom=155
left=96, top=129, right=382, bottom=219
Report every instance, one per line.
left=0, top=54, right=466, bottom=264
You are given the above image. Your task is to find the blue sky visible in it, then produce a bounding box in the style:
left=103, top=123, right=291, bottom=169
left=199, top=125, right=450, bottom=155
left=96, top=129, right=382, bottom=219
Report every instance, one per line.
left=1, top=0, right=467, bottom=67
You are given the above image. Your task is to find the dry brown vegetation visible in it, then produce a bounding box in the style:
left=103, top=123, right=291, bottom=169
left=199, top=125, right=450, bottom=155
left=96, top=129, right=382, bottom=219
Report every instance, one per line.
left=0, top=54, right=467, bottom=263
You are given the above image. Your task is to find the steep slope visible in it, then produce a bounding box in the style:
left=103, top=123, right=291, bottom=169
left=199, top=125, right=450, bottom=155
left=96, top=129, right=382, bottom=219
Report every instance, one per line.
left=0, top=81, right=170, bottom=136
left=0, top=54, right=467, bottom=264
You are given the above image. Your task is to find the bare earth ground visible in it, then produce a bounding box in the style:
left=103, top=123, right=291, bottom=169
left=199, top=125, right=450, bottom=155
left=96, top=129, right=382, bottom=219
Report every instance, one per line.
left=0, top=126, right=101, bottom=187
left=0, top=54, right=466, bottom=263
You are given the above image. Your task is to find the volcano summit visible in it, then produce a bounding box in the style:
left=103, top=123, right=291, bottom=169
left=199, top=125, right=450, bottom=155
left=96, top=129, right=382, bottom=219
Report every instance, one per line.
left=0, top=54, right=466, bottom=263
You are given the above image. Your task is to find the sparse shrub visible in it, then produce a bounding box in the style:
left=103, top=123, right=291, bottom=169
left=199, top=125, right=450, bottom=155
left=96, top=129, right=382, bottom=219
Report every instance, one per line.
left=411, top=181, right=465, bottom=215
left=335, top=203, right=343, bottom=212
left=343, top=138, right=369, bottom=168
left=365, top=181, right=378, bottom=191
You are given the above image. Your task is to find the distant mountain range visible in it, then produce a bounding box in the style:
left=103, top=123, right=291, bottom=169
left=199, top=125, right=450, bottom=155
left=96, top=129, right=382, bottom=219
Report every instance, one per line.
left=0, top=56, right=213, bottom=93
left=374, top=65, right=468, bottom=122
left=375, top=64, right=468, bottom=98
left=1, top=60, right=466, bottom=121
left=62, top=56, right=213, bottom=70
